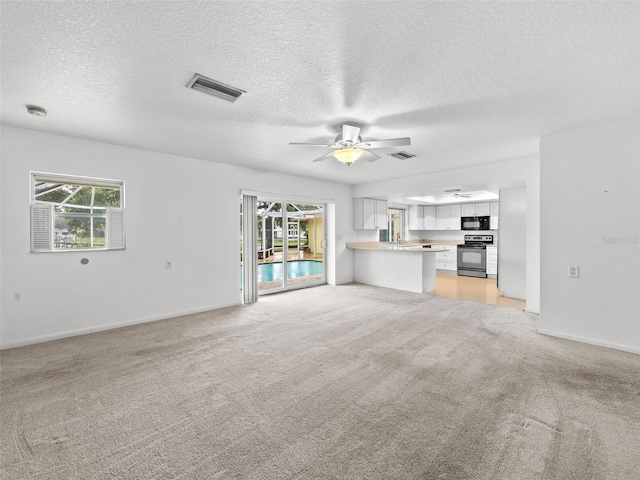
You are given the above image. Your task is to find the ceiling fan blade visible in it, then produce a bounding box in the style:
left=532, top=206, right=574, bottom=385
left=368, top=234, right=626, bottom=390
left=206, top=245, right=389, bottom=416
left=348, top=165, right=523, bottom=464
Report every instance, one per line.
left=311, top=151, right=336, bottom=162
left=289, top=142, right=334, bottom=147
left=356, top=137, right=411, bottom=149
left=361, top=149, right=381, bottom=162
left=342, top=124, right=361, bottom=144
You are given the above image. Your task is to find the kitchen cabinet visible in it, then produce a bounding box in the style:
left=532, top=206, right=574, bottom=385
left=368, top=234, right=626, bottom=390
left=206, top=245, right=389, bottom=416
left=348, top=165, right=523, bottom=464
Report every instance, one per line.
left=486, top=246, right=498, bottom=276
left=353, top=198, right=388, bottom=229
left=436, top=204, right=461, bottom=230
left=461, top=202, right=491, bottom=217
left=433, top=244, right=457, bottom=272
left=490, top=202, right=499, bottom=230
left=408, top=205, right=436, bottom=230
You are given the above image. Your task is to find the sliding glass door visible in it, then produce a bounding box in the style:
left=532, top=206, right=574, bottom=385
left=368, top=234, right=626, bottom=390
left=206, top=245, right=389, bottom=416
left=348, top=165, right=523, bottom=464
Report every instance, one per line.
left=285, top=203, right=325, bottom=290
left=252, top=198, right=325, bottom=295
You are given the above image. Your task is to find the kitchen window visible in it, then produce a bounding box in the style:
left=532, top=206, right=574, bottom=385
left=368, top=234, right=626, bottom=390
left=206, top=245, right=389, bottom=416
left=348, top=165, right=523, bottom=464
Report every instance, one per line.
left=30, top=172, right=125, bottom=252
left=380, top=207, right=405, bottom=242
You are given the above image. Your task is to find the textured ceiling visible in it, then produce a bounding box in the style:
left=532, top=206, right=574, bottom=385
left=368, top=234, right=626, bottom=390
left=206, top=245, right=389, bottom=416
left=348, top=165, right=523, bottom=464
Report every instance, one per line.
left=2, top=1, right=639, bottom=187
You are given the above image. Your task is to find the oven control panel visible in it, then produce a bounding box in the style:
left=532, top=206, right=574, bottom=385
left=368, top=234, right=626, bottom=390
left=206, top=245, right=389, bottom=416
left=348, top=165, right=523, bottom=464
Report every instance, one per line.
left=463, top=235, right=493, bottom=244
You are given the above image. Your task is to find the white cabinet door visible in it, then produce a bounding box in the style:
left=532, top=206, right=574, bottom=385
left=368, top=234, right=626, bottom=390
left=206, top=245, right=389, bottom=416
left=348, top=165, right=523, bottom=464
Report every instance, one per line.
left=409, top=205, right=437, bottom=230
left=363, top=198, right=377, bottom=229
left=490, top=202, right=499, bottom=230
left=434, top=244, right=458, bottom=271
left=461, top=203, right=477, bottom=216
left=476, top=202, right=491, bottom=216
left=436, top=205, right=450, bottom=230
left=486, top=246, right=498, bottom=275
left=408, top=205, right=422, bottom=230
left=449, top=204, right=461, bottom=230
left=423, top=206, right=436, bottom=229
left=375, top=200, right=388, bottom=229
left=436, top=205, right=461, bottom=230
left=354, top=198, right=386, bottom=229
left=461, top=202, right=491, bottom=216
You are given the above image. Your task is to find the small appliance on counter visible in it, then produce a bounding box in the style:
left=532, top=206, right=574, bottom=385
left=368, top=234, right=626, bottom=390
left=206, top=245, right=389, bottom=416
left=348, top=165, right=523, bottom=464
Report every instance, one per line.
left=457, top=235, right=493, bottom=278
left=461, top=216, right=490, bottom=231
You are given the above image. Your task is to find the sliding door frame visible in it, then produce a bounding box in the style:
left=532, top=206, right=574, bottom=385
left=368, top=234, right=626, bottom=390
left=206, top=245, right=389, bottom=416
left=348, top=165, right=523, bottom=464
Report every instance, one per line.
left=241, top=190, right=330, bottom=299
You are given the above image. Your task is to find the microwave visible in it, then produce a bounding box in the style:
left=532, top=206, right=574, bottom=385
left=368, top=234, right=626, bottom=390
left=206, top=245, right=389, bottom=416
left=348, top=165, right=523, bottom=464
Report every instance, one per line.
left=461, top=216, right=490, bottom=231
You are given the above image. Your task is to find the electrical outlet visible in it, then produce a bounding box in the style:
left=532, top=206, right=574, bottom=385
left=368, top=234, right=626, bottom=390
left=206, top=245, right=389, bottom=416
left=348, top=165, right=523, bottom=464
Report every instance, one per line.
left=568, top=265, right=579, bottom=278
left=166, top=260, right=173, bottom=270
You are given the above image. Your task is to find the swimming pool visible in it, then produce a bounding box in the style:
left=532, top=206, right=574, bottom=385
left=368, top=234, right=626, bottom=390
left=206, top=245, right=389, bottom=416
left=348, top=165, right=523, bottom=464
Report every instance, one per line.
left=241, top=260, right=323, bottom=283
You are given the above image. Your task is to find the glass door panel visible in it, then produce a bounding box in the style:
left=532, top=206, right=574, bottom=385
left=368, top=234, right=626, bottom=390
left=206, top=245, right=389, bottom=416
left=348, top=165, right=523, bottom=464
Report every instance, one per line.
left=286, top=203, right=325, bottom=289
left=246, top=198, right=326, bottom=296
left=257, top=200, right=285, bottom=293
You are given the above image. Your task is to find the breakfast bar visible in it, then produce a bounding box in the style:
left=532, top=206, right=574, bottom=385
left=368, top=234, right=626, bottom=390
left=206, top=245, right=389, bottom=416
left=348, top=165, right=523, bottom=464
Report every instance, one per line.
left=346, top=243, right=449, bottom=294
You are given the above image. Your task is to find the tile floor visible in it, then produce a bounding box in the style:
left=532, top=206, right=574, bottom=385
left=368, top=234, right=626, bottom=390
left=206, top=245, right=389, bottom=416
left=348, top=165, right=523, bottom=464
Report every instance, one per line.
left=430, top=273, right=526, bottom=310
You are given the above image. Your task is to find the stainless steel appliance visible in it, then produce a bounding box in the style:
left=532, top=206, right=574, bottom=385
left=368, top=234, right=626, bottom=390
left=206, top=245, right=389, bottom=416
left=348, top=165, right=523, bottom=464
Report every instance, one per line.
left=457, top=234, right=493, bottom=278
left=461, top=216, right=490, bottom=231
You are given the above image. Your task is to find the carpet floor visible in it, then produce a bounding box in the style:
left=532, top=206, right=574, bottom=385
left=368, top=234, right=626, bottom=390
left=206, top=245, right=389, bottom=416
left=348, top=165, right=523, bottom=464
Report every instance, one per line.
left=1, top=284, right=639, bottom=479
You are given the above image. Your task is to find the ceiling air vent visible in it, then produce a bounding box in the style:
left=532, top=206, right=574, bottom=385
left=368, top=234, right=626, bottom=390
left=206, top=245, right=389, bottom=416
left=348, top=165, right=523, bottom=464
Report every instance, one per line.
left=186, top=73, right=247, bottom=103
left=443, top=189, right=461, bottom=193
left=389, top=151, right=416, bottom=160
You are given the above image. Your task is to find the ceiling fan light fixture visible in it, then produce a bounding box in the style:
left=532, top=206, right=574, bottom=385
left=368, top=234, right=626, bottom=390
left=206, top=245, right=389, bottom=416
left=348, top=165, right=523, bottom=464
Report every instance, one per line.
left=332, top=147, right=364, bottom=165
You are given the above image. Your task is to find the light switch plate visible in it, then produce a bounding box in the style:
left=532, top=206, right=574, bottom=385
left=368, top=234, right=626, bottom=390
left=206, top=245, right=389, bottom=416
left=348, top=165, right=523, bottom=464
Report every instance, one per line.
left=568, top=265, right=579, bottom=278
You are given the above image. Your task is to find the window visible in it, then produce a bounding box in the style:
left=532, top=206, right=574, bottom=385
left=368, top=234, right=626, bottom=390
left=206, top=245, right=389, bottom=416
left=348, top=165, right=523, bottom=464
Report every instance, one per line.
left=380, top=208, right=405, bottom=243
left=31, top=172, right=125, bottom=252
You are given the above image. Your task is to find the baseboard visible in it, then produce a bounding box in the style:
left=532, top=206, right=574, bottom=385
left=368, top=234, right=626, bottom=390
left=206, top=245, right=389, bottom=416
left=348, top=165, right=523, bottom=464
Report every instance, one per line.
left=0, top=301, right=240, bottom=350
left=538, top=328, right=640, bottom=355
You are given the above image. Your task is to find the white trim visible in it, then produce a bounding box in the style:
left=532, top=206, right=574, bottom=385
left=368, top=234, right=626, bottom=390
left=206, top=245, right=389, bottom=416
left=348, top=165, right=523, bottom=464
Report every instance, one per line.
left=538, top=328, right=640, bottom=355
left=31, top=171, right=125, bottom=191
left=0, top=301, right=241, bottom=350
left=241, top=189, right=335, bottom=205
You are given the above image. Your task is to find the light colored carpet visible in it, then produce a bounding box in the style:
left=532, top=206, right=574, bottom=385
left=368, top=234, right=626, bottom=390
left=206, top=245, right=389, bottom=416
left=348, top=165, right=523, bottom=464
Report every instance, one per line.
left=1, top=284, right=639, bottom=480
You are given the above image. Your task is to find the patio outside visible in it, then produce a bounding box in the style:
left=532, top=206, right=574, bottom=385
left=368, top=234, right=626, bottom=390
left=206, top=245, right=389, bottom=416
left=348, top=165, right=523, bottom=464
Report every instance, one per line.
left=241, top=201, right=325, bottom=292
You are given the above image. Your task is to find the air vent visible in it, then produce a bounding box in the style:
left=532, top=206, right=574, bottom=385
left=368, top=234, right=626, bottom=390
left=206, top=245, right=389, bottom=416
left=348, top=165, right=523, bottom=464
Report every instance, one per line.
left=186, top=74, right=246, bottom=103
left=389, top=151, right=416, bottom=160
left=443, top=188, right=461, bottom=193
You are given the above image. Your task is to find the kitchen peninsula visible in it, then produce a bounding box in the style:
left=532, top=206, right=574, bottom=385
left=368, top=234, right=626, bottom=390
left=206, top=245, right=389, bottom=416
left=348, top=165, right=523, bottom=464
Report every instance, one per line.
left=346, top=242, right=450, bottom=294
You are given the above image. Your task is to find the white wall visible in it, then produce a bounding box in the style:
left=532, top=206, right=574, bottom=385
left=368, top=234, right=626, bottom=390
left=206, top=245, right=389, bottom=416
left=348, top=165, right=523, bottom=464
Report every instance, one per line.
left=539, top=116, right=640, bottom=354
left=498, top=187, right=527, bottom=299
left=0, top=126, right=354, bottom=348
left=353, top=155, right=540, bottom=313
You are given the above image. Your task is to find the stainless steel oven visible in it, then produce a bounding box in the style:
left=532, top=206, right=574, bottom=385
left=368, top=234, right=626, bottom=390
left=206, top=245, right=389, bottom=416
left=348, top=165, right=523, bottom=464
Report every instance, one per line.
left=457, top=235, right=493, bottom=278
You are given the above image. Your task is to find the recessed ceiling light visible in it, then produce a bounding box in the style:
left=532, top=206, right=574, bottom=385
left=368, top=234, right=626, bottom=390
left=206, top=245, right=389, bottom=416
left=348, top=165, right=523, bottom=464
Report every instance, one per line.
left=26, top=105, right=47, bottom=116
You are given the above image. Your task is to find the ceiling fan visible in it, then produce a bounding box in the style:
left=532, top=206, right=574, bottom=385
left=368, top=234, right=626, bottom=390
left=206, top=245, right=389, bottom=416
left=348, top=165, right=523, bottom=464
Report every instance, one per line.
left=451, top=193, right=472, bottom=199
left=289, top=124, right=411, bottom=166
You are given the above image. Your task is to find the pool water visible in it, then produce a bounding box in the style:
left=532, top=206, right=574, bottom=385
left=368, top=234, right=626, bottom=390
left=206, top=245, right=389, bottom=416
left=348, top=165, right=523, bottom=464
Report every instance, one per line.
left=241, top=260, right=323, bottom=283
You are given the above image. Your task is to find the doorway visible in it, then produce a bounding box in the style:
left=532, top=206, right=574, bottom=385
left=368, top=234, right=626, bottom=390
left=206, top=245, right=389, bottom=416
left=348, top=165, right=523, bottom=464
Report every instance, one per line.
left=242, top=197, right=326, bottom=297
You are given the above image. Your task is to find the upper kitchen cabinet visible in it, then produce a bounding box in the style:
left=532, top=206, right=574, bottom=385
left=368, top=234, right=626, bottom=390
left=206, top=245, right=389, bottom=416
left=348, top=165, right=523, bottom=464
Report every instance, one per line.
left=461, top=202, right=491, bottom=217
left=354, top=198, right=388, bottom=229
left=490, top=201, right=499, bottom=230
left=436, top=204, right=461, bottom=230
left=408, top=205, right=436, bottom=230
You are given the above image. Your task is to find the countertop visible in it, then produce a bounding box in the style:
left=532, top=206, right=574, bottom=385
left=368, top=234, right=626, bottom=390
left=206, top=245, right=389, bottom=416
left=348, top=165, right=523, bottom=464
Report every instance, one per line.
left=346, top=242, right=451, bottom=252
